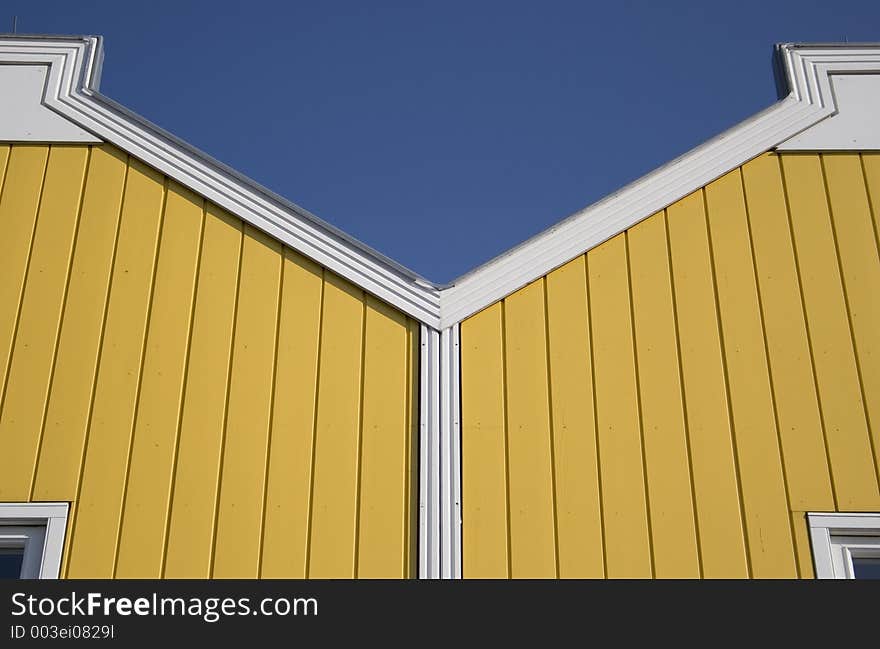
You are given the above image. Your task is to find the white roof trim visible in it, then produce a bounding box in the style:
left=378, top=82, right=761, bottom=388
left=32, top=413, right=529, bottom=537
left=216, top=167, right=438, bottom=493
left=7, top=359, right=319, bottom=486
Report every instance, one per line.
left=777, top=46, right=880, bottom=150
left=3, top=38, right=879, bottom=329
left=0, top=63, right=99, bottom=142
left=439, top=43, right=880, bottom=327
left=0, top=36, right=441, bottom=328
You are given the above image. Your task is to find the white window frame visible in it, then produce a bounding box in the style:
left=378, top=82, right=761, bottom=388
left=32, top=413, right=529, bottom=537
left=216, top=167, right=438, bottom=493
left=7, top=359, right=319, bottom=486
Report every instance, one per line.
left=0, top=503, right=69, bottom=579
left=807, top=512, right=880, bottom=579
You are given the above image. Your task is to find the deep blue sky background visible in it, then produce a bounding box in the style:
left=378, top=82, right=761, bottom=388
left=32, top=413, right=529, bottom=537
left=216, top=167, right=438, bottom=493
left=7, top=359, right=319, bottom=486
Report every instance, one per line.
left=8, top=1, right=880, bottom=282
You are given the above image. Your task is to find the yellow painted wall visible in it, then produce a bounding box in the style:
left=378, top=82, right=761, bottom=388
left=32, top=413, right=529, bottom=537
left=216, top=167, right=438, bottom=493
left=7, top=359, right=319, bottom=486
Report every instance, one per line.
left=0, top=143, right=418, bottom=578
left=461, top=151, right=880, bottom=578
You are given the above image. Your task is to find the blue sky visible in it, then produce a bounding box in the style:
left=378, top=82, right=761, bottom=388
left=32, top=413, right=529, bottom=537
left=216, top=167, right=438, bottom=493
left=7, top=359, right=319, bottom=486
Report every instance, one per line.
left=9, top=1, right=880, bottom=282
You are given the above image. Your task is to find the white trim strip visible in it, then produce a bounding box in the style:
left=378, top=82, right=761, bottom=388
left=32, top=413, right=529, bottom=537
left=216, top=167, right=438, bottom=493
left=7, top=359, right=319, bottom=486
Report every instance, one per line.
left=419, top=324, right=461, bottom=579
left=0, top=502, right=69, bottom=579
left=418, top=325, right=441, bottom=578
left=439, top=325, right=462, bottom=579
left=806, top=518, right=835, bottom=579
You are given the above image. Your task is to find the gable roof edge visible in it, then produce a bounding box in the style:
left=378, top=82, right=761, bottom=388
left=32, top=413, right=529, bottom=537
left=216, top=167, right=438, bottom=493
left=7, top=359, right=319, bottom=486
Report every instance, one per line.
left=0, top=35, right=442, bottom=328
left=438, top=43, right=880, bottom=328
left=6, top=37, right=879, bottom=331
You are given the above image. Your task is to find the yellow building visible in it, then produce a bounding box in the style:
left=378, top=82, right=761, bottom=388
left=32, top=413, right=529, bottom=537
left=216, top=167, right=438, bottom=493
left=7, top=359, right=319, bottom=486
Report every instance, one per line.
left=0, top=37, right=878, bottom=579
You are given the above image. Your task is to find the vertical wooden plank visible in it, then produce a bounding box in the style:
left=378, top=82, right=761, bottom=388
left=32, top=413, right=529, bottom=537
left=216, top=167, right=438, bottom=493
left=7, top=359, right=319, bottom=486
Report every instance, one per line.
left=115, top=184, right=204, bottom=577
left=0, top=146, right=89, bottom=500
left=545, top=256, right=604, bottom=578
left=628, top=213, right=700, bottom=578
left=863, top=153, right=880, bottom=240
left=260, top=251, right=323, bottom=578
left=212, top=226, right=281, bottom=578
left=60, top=502, right=77, bottom=577
left=32, top=147, right=128, bottom=501
left=66, top=159, right=165, bottom=578
left=790, top=512, right=815, bottom=579
left=503, top=280, right=557, bottom=578
left=780, top=154, right=880, bottom=510
left=823, top=154, right=880, bottom=485
left=588, top=234, right=652, bottom=578
left=0, top=146, right=49, bottom=405
left=741, top=154, right=834, bottom=511
left=357, top=297, right=410, bottom=577
left=0, top=145, right=9, bottom=190
left=164, top=206, right=241, bottom=578
left=705, top=169, right=796, bottom=578
left=307, top=275, right=364, bottom=578
left=460, top=303, right=509, bottom=578
left=667, top=190, right=748, bottom=578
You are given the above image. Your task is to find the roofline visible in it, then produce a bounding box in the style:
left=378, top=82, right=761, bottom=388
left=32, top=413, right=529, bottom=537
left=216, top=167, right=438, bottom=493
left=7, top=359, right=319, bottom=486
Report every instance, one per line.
left=2, top=37, right=879, bottom=328
left=91, top=76, right=436, bottom=287
left=438, top=42, right=880, bottom=327
left=0, top=35, right=443, bottom=326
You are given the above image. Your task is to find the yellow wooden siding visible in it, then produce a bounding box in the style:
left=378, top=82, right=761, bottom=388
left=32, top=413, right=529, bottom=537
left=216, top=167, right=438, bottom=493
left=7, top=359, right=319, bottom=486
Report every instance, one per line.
left=667, top=190, right=749, bottom=577
left=0, top=143, right=418, bottom=578
left=589, top=237, right=652, bottom=578
left=461, top=303, right=510, bottom=577
left=627, top=215, right=700, bottom=578
left=461, top=151, right=880, bottom=578
left=212, top=226, right=282, bottom=578
left=781, top=155, right=879, bottom=510
left=545, top=257, right=603, bottom=577
left=0, top=146, right=89, bottom=501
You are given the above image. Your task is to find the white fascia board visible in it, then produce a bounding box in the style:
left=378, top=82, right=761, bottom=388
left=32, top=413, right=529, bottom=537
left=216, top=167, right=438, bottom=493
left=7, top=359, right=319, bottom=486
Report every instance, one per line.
left=0, top=36, right=441, bottom=328
left=777, top=45, right=880, bottom=150
left=0, top=63, right=99, bottom=142
left=439, top=43, right=880, bottom=328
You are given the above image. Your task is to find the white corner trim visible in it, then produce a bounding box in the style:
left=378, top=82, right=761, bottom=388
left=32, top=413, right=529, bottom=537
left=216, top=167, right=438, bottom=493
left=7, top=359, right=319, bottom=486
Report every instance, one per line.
left=420, top=324, right=462, bottom=580
left=418, top=325, right=441, bottom=578
left=439, top=325, right=462, bottom=579
left=0, top=502, right=69, bottom=579
left=438, top=43, right=880, bottom=328
left=807, top=512, right=880, bottom=579
left=0, top=64, right=99, bottom=142
left=778, top=46, right=880, bottom=150
left=0, top=36, right=441, bottom=328
left=778, top=73, right=880, bottom=150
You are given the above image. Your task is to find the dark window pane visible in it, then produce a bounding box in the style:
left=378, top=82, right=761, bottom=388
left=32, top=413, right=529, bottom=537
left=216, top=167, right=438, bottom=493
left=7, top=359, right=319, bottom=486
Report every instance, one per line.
left=852, top=557, right=880, bottom=580
left=0, top=548, right=24, bottom=579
